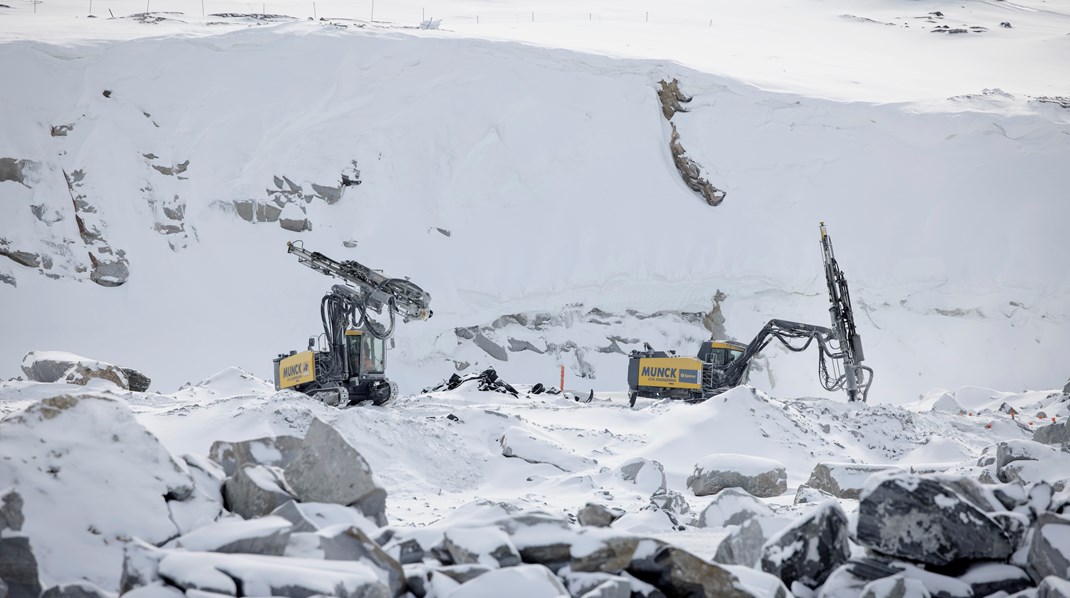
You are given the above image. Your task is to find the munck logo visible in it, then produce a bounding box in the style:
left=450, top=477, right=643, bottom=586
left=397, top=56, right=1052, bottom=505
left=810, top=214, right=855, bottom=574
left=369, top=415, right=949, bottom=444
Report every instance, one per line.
left=641, top=366, right=677, bottom=378
left=283, top=362, right=310, bottom=379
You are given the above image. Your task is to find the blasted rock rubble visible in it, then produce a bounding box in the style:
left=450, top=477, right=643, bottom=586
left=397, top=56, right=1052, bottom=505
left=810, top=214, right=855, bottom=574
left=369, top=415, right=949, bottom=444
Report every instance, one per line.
left=0, top=387, right=1069, bottom=598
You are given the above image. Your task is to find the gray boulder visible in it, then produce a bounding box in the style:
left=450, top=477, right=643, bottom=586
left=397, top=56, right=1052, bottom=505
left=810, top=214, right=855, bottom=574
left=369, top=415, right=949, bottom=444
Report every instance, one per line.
left=1033, top=420, right=1070, bottom=446
left=570, top=535, right=639, bottom=574
left=760, top=500, right=850, bottom=589
left=316, top=525, right=405, bottom=596
left=168, top=515, right=291, bottom=555
left=714, top=517, right=766, bottom=567
left=650, top=489, right=691, bottom=516
left=20, top=350, right=142, bottom=390
left=579, top=579, right=632, bottom=598
left=222, top=464, right=295, bottom=519
left=856, top=473, right=1013, bottom=566
left=119, top=539, right=167, bottom=593
left=805, top=463, right=900, bottom=499
left=284, top=418, right=388, bottom=526
left=0, top=535, right=42, bottom=598
left=271, top=500, right=378, bottom=534
left=1027, top=513, right=1070, bottom=583
left=577, top=503, right=620, bottom=528
left=40, top=583, right=114, bottom=598
left=687, top=454, right=787, bottom=498
left=496, top=511, right=574, bottom=572
left=450, top=565, right=566, bottom=598
left=618, top=458, right=667, bottom=496
left=209, top=435, right=303, bottom=477
left=627, top=540, right=751, bottom=597
left=794, top=484, right=835, bottom=504
left=1, top=488, right=24, bottom=531
left=697, top=487, right=775, bottom=528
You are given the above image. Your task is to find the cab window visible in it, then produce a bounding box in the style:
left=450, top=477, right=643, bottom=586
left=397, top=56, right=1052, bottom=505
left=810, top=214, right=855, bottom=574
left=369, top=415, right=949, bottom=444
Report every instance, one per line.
left=728, top=349, right=743, bottom=363
left=361, top=334, right=385, bottom=373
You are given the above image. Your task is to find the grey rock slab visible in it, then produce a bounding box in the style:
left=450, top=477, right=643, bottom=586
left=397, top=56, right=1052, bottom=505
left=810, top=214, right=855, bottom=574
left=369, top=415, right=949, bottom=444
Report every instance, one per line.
left=805, top=463, right=901, bottom=499
left=697, top=487, right=775, bottom=528
left=1027, top=513, right=1070, bottom=583
left=570, top=534, right=639, bottom=574
left=222, top=464, right=295, bottom=519
left=443, top=526, right=521, bottom=567
left=473, top=333, right=508, bottom=361
left=687, top=454, right=787, bottom=498
left=760, top=500, right=850, bottom=589
left=1032, top=420, right=1070, bottom=446
left=856, top=473, right=1013, bottom=566
left=627, top=543, right=750, bottom=598
left=284, top=418, right=388, bottom=526
left=0, top=535, right=42, bottom=598
left=714, top=517, right=766, bottom=567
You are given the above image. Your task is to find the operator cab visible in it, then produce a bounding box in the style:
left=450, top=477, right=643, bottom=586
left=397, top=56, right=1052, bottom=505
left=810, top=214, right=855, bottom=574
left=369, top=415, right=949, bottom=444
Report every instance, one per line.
left=344, top=329, right=386, bottom=376
left=698, top=340, right=746, bottom=367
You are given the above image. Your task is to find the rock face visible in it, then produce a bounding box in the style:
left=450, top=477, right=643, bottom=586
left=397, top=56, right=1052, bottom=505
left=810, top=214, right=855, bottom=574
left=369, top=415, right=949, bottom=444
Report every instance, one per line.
left=1027, top=513, right=1070, bottom=583
left=222, top=464, right=295, bottom=519
left=714, top=517, right=766, bottom=567
left=284, top=418, right=388, bottom=526
left=1033, top=420, right=1070, bottom=446
left=760, top=500, right=850, bottom=589
left=577, top=503, right=620, bottom=528
left=687, top=454, right=787, bottom=498
left=209, top=435, right=303, bottom=477
left=805, top=463, right=900, bottom=499
left=856, top=473, right=1013, bottom=567
left=20, top=350, right=150, bottom=391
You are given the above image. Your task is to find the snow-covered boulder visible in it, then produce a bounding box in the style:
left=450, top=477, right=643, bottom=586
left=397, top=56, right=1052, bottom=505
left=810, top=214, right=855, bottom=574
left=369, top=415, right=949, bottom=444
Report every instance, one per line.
left=627, top=541, right=751, bottom=597
left=1033, top=420, right=1070, bottom=446
left=499, top=426, right=597, bottom=472
left=759, top=500, right=850, bottom=590
left=20, top=350, right=150, bottom=391
left=0, top=395, right=193, bottom=590
left=696, top=487, right=776, bottom=528
left=859, top=575, right=930, bottom=598
left=687, top=454, right=787, bottom=498
left=39, top=582, right=114, bottom=598
left=496, top=511, right=575, bottom=572
left=804, top=463, right=901, bottom=499
left=575, top=579, right=631, bottom=598
left=856, top=472, right=1013, bottom=566
left=570, top=533, right=640, bottom=574
left=616, top=457, right=667, bottom=496
left=312, top=525, right=405, bottom=596
left=956, top=562, right=1032, bottom=597
left=577, top=503, right=621, bottom=528
left=794, top=485, right=835, bottom=504
left=449, top=564, right=567, bottom=598
left=996, top=440, right=1070, bottom=485
left=1, top=488, right=24, bottom=532
left=222, top=464, right=295, bottom=519
left=270, top=500, right=379, bottom=534
left=283, top=418, right=388, bottom=526
left=208, top=435, right=303, bottom=477
left=169, top=456, right=225, bottom=535
left=166, top=516, right=291, bottom=555
left=442, top=526, right=522, bottom=568
left=152, top=551, right=391, bottom=597
left=1039, top=575, right=1070, bottom=598
left=1027, top=513, right=1070, bottom=583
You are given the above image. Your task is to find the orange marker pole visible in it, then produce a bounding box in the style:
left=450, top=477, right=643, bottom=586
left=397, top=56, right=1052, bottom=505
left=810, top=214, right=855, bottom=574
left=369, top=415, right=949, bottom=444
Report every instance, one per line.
left=559, top=365, right=565, bottom=392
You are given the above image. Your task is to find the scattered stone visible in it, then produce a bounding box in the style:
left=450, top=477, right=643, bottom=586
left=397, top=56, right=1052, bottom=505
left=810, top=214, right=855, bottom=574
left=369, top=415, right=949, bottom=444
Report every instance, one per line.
left=577, top=503, right=620, bottom=528
left=222, top=464, right=295, bottom=519
left=805, top=463, right=900, bottom=499
left=856, top=472, right=1013, bottom=566
left=687, top=454, right=787, bottom=498
left=0, top=488, right=24, bottom=531
left=713, top=517, right=766, bottom=567
left=668, top=122, right=727, bottom=206
left=283, top=418, right=388, bottom=526
left=1027, top=513, right=1070, bottom=583
left=696, top=487, right=775, bottom=528
left=650, top=489, right=691, bottom=516
left=49, top=124, right=74, bottom=137
left=209, top=435, right=303, bottom=477
left=168, top=516, right=291, bottom=555
left=760, top=500, right=850, bottom=589
left=0, top=535, right=42, bottom=598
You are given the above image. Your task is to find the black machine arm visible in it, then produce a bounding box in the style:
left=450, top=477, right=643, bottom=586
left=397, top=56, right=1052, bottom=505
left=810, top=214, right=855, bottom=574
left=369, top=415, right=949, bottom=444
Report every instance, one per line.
left=287, top=241, right=432, bottom=341
left=720, top=318, right=872, bottom=401
left=819, top=223, right=872, bottom=402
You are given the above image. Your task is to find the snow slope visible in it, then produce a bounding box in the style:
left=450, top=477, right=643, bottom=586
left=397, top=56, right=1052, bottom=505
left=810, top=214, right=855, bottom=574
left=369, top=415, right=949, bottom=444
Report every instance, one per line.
left=1, top=2, right=1068, bottom=403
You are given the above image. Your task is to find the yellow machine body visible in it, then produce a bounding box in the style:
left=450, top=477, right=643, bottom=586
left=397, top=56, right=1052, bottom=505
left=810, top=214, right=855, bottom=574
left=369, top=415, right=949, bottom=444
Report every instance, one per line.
left=276, top=351, right=316, bottom=389
left=634, top=357, right=703, bottom=390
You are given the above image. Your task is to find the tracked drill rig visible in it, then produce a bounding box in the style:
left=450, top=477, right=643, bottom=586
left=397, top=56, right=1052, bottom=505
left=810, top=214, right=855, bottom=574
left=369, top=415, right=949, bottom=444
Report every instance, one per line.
left=273, top=241, right=432, bottom=406
left=627, top=223, right=873, bottom=406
